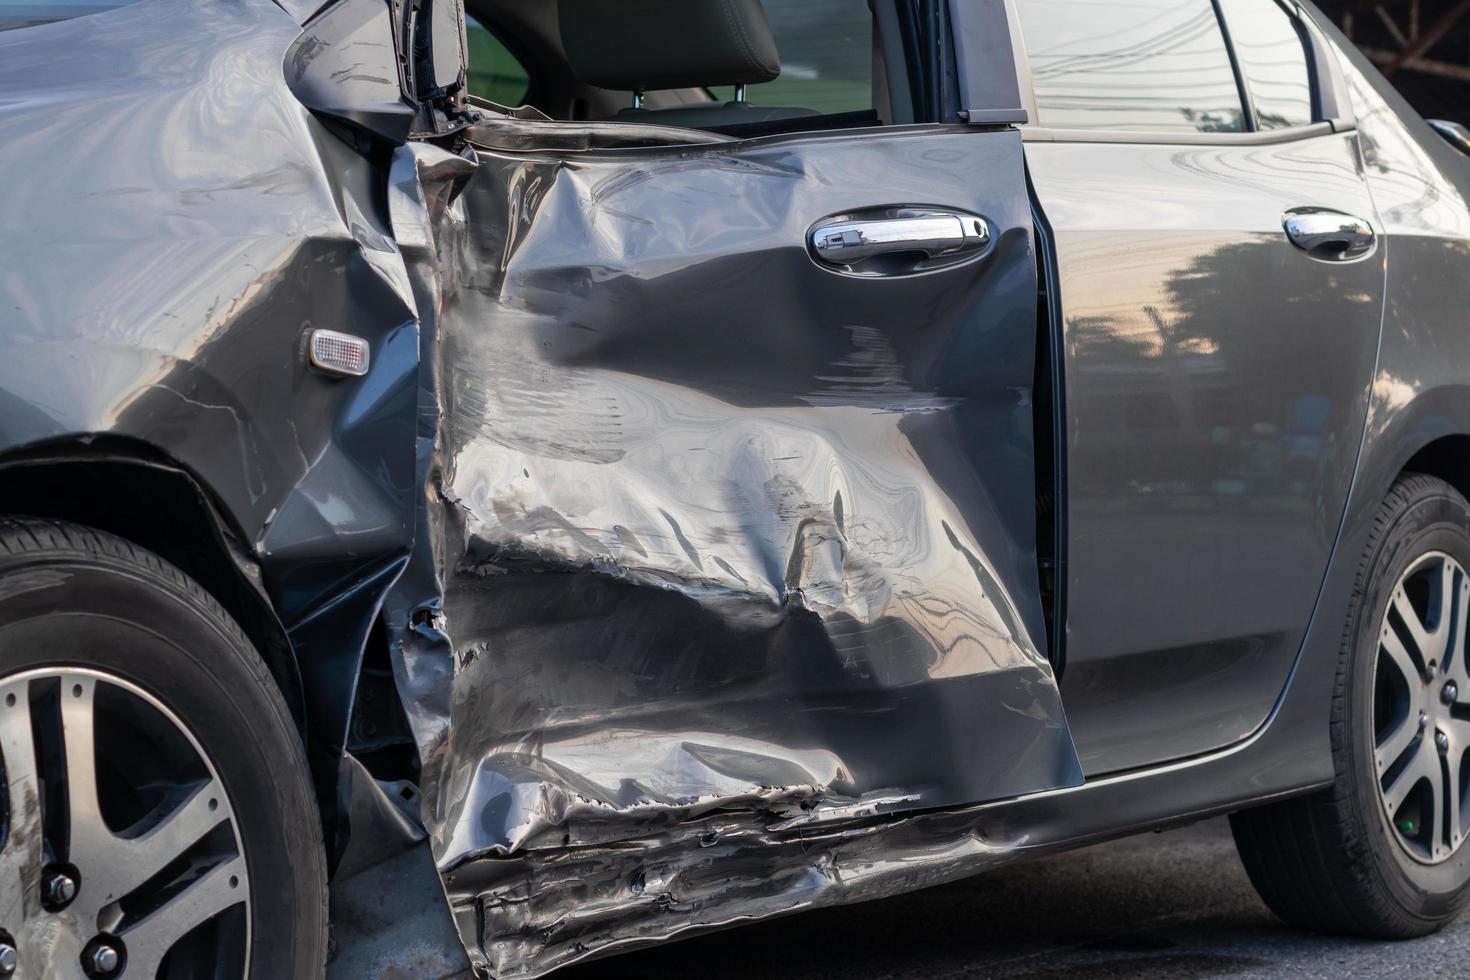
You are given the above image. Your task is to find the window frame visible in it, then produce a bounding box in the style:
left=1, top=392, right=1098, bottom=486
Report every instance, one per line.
left=466, top=0, right=931, bottom=136
left=1002, top=0, right=1355, bottom=146
left=945, top=0, right=1028, bottom=125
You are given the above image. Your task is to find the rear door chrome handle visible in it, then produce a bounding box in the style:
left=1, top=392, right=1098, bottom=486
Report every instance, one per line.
left=1283, top=207, right=1377, bottom=262
left=809, top=208, right=990, bottom=275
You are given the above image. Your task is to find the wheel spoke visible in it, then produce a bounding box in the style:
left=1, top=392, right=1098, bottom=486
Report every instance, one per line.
left=1437, top=559, right=1459, bottom=630
left=1380, top=624, right=1426, bottom=694
left=1450, top=714, right=1470, bottom=749
left=0, top=678, right=43, bottom=926
left=59, top=675, right=105, bottom=865
left=89, top=779, right=227, bottom=908
left=118, top=852, right=247, bottom=980
left=1425, top=750, right=1445, bottom=858
left=1376, top=709, right=1420, bottom=776
left=1392, top=585, right=1439, bottom=670
left=1446, top=740, right=1465, bottom=853
left=1384, top=738, right=1437, bottom=817
left=1448, top=577, right=1470, bottom=692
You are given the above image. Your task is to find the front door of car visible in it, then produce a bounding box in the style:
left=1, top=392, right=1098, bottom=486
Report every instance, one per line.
left=415, top=0, right=1084, bottom=855
left=1016, top=0, right=1387, bottom=775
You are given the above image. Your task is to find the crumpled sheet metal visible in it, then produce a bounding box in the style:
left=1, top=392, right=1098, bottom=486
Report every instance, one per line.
left=388, top=127, right=1081, bottom=975
left=450, top=797, right=1038, bottom=976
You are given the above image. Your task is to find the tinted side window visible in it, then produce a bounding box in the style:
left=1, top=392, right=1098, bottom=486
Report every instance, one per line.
left=1221, top=0, right=1314, bottom=130
left=465, top=14, right=530, bottom=107
left=1017, top=0, right=1246, bottom=134
left=711, top=0, right=872, bottom=115
left=0, top=0, right=137, bottom=31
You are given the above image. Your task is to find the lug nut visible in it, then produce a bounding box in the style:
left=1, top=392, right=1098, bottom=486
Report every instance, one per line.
left=43, top=871, right=76, bottom=908
left=1444, top=681, right=1460, bottom=705
left=1437, top=730, right=1451, bottom=752
left=0, top=942, right=17, bottom=977
left=88, top=944, right=119, bottom=975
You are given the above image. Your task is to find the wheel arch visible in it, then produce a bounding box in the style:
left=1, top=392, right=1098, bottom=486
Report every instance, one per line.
left=1357, top=383, right=1470, bottom=512
left=1400, top=434, right=1470, bottom=505
left=0, top=436, right=309, bottom=744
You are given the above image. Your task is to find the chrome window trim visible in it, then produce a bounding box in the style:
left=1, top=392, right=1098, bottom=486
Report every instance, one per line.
left=1019, top=121, right=1342, bottom=145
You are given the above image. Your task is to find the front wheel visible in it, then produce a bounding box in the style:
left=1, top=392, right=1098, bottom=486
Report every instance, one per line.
left=0, top=517, right=327, bottom=978
left=1232, top=474, right=1470, bottom=937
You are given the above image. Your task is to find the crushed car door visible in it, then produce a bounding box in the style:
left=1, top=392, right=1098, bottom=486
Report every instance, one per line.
left=404, top=112, right=1085, bottom=867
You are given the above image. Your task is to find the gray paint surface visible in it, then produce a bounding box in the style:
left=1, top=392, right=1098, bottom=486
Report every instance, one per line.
left=1034, top=130, right=1386, bottom=776
left=1, top=0, right=1470, bottom=976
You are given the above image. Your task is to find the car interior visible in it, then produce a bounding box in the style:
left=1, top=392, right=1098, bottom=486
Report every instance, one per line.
left=460, top=0, right=933, bottom=138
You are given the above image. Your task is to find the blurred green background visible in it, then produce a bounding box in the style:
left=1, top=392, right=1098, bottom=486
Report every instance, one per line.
left=465, top=14, right=530, bottom=106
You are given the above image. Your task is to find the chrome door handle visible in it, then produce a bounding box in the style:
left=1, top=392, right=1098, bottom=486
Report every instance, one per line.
left=810, top=209, right=990, bottom=272
left=1283, top=207, right=1377, bottom=262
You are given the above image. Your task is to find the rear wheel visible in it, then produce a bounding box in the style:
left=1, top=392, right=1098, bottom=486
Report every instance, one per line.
left=0, top=517, right=327, bottom=978
left=1232, top=474, right=1470, bottom=937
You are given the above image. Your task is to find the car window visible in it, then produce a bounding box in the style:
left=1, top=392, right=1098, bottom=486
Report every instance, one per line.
left=1221, top=0, right=1314, bottom=130
left=465, top=13, right=530, bottom=107
left=1016, top=0, right=1246, bottom=134
left=709, top=0, right=873, bottom=116
left=0, top=0, right=137, bottom=31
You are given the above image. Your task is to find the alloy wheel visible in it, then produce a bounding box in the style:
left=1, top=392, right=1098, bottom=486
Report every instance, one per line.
left=1373, top=551, right=1470, bottom=864
left=0, top=668, right=250, bottom=978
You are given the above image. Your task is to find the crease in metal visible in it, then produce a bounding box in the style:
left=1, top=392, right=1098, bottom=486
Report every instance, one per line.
left=385, top=119, right=1082, bottom=975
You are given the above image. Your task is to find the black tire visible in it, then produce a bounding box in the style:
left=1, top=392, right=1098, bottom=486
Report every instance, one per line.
left=0, top=516, right=327, bottom=977
left=1231, top=474, right=1470, bottom=937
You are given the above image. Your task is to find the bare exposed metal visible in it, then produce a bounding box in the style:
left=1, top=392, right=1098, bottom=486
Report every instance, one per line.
left=0, top=669, right=250, bottom=978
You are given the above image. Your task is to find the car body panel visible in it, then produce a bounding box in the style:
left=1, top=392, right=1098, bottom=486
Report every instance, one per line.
left=1028, top=130, right=1387, bottom=775
left=383, top=121, right=1084, bottom=974
left=2, top=0, right=1470, bottom=976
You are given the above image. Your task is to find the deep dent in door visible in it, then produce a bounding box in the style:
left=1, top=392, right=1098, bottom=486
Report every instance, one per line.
left=385, top=124, right=1081, bottom=976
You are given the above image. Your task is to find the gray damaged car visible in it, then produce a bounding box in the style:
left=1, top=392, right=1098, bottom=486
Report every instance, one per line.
left=3, top=0, right=1470, bottom=976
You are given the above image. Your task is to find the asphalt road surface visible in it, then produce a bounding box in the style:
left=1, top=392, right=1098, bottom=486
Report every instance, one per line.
left=554, top=817, right=1470, bottom=979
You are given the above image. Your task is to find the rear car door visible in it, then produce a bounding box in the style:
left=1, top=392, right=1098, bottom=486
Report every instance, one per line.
left=1016, top=0, right=1386, bottom=775
left=411, top=0, right=1085, bottom=870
